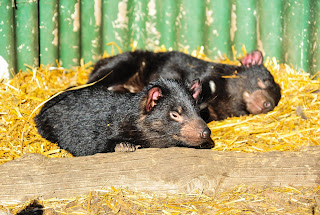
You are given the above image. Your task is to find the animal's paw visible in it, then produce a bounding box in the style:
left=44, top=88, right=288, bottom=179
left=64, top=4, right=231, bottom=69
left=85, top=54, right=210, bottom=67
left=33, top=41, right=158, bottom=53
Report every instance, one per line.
left=114, top=143, right=140, bottom=152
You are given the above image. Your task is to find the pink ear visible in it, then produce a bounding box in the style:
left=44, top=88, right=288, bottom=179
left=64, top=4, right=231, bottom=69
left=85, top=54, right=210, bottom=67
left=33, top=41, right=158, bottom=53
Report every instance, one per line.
left=146, top=87, right=162, bottom=112
left=241, top=50, right=263, bottom=67
left=190, top=79, right=202, bottom=101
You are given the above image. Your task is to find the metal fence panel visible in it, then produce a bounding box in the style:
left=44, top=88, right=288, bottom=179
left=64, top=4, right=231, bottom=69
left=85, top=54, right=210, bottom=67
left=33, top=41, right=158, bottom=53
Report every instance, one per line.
left=0, top=0, right=319, bottom=76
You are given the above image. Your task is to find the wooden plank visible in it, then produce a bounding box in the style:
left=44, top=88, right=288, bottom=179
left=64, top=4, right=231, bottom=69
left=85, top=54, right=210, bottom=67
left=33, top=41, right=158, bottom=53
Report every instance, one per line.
left=0, top=146, right=319, bottom=205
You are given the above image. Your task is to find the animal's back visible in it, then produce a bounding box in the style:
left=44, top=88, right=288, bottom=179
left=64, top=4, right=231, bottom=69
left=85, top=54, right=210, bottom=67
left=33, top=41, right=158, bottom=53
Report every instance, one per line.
left=34, top=85, right=137, bottom=156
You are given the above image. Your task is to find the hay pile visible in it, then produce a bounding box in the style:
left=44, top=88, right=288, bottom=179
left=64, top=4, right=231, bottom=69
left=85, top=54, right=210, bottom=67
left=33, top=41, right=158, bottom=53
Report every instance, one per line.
left=0, top=47, right=319, bottom=213
left=3, top=186, right=319, bottom=214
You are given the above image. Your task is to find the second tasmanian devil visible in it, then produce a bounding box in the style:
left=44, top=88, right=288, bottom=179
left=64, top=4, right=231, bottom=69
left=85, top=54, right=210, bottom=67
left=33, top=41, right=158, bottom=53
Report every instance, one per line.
left=88, top=50, right=281, bottom=121
left=34, top=78, right=214, bottom=156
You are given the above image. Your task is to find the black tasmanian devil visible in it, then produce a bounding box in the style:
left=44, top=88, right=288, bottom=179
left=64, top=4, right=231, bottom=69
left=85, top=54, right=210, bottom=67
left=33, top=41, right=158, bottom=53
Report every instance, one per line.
left=88, top=50, right=281, bottom=121
left=34, top=78, right=214, bottom=156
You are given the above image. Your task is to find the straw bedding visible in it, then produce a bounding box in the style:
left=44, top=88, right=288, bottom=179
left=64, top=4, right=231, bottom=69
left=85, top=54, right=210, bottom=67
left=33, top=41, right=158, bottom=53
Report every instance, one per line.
left=3, top=186, right=319, bottom=214
left=0, top=47, right=319, bottom=214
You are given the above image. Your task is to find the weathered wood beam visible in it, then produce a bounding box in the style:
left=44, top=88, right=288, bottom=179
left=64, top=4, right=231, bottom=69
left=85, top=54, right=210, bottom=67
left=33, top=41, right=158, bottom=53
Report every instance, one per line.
left=0, top=146, right=319, bottom=205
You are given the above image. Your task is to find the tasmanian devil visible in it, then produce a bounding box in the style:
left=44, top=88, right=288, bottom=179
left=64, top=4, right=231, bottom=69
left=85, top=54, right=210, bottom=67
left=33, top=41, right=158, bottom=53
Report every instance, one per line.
left=34, top=78, right=214, bottom=156
left=88, top=50, right=281, bottom=121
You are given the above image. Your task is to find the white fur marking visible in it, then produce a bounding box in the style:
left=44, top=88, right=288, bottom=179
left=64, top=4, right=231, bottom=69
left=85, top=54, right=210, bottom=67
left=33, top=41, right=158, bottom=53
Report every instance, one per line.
left=209, top=80, right=216, bottom=94
left=107, top=86, right=115, bottom=91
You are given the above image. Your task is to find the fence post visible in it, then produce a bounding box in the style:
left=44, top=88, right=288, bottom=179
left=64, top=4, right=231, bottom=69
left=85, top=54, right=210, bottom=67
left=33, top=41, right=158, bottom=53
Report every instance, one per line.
left=204, top=0, right=232, bottom=59
left=283, top=0, right=311, bottom=73
left=59, top=0, right=80, bottom=68
left=257, top=0, right=283, bottom=60
left=81, top=0, right=102, bottom=63
left=175, top=0, right=205, bottom=52
left=231, top=0, right=257, bottom=54
left=15, top=0, right=39, bottom=72
left=310, top=1, right=320, bottom=76
left=0, top=0, right=15, bottom=77
left=145, top=0, right=160, bottom=50
left=102, top=0, right=128, bottom=55
left=127, top=0, right=148, bottom=50
left=39, top=0, right=59, bottom=66
left=156, top=0, right=177, bottom=50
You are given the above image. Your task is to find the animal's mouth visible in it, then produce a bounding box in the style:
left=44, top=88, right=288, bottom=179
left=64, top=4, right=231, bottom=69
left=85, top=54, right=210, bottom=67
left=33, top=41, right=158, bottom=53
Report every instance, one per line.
left=173, top=134, right=214, bottom=148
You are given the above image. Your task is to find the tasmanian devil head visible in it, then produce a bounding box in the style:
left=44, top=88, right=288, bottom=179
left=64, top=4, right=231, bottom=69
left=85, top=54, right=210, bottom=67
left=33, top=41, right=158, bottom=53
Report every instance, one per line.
left=240, top=50, right=281, bottom=115
left=139, top=78, right=214, bottom=149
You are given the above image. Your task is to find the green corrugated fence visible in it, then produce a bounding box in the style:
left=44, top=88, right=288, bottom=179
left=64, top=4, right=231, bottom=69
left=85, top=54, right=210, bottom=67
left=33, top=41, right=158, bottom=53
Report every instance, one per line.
left=0, top=0, right=319, bottom=78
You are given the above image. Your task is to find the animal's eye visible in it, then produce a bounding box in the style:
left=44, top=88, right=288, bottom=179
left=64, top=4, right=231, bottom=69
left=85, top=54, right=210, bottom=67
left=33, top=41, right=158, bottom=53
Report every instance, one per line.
left=169, top=111, right=183, bottom=122
left=264, top=101, right=272, bottom=108
left=170, top=111, right=179, bottom=119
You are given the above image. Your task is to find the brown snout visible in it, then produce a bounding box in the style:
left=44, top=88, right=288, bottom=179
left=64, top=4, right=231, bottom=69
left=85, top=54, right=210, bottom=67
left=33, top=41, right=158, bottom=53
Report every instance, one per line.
left=180, top=118, right=215, bottom=148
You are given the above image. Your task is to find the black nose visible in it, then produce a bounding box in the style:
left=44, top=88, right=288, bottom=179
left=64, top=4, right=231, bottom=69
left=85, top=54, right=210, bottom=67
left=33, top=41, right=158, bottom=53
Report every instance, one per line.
left=201, top=127, right=211, bottom=139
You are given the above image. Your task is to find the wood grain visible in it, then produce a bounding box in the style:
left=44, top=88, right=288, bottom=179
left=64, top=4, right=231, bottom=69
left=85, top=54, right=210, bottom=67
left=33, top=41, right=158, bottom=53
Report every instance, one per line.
left=1, top=146, right=319, bottom=205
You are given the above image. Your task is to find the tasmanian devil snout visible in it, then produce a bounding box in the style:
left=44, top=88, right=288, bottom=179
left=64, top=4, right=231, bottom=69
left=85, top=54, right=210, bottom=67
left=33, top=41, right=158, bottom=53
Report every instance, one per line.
left=179, top=118, right=214, bottom=148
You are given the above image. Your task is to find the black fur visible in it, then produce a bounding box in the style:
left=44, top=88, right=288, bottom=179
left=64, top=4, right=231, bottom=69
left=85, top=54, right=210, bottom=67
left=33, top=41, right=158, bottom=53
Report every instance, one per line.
left=16, top=201, right=43, bottom=215
left=88, top=51, right=281, bottom=121
left=34, top=79, right=214, bottom=156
